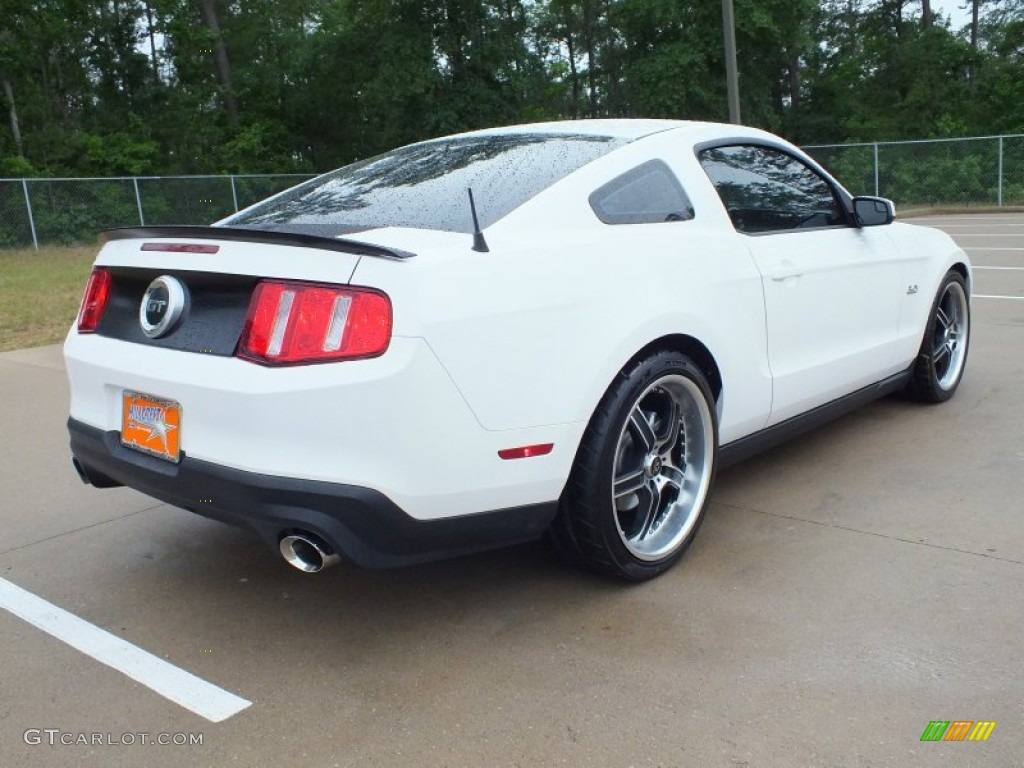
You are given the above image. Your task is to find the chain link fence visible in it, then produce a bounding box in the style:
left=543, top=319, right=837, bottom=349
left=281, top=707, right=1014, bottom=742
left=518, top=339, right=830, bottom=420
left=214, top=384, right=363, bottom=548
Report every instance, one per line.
left=3, top=136, right=1024, bottom=249
left=805, top=135, right=1024, bottom=209
left=0, top=174, right=314, bottom=249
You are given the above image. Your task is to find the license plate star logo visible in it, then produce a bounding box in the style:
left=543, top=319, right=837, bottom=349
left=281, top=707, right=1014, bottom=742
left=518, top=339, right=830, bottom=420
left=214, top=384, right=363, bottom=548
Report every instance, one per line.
left=128, top=404, right=176, bottom=452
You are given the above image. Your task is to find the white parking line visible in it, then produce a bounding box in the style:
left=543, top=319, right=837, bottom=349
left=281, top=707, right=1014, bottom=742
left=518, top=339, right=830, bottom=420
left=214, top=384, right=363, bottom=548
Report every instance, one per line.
left=948, top=233, right=1024, bottom=237
left=973, top=266, right=1024, bottom=270
left=972, top=294, right=1024, bottom=300
left=0, top=577, right=251, bottom=723
left=963, top=247, right=1024, bottom=251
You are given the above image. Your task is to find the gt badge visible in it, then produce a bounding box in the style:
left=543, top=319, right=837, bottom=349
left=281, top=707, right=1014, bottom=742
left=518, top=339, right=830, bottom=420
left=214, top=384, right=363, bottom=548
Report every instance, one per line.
left=140, top=275, right=186, bottom=338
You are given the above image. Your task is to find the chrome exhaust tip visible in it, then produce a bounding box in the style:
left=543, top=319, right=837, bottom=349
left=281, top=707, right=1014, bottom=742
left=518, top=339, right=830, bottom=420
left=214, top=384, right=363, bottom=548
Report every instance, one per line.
left=279, top=533, right=341, bottom=573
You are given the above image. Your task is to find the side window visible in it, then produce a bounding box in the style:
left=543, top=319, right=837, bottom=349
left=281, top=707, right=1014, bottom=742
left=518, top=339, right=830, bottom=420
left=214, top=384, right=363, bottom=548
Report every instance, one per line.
left=698, top=145, right=845, bottom=234
left=589, top=160, right=694, bottom=225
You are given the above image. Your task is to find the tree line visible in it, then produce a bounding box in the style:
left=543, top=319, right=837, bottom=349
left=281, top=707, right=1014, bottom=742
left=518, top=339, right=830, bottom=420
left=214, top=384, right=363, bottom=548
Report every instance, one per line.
left=1, top=0, right=1022, bottom=178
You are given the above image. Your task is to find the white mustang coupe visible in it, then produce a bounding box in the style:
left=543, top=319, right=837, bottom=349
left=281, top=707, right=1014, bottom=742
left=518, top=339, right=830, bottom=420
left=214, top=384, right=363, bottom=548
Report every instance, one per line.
left=65, top=120, right=971, bottom=581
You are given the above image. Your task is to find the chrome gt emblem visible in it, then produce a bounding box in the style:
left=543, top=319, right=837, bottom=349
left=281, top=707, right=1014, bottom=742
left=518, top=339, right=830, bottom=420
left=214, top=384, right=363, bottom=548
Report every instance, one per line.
left=139, top=275, right=186, bottom=338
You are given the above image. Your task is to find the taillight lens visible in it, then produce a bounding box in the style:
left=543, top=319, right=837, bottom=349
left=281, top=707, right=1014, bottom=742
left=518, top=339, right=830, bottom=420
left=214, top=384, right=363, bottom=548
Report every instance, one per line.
left=237, top=281, right=392, bottom=365
left=77, top=267, right=112, bottom=333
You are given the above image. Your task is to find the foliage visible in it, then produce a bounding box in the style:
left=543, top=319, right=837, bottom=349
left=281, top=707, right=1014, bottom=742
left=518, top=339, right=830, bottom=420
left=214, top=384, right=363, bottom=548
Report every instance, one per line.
left=0, top=0, right=1021, bottom=179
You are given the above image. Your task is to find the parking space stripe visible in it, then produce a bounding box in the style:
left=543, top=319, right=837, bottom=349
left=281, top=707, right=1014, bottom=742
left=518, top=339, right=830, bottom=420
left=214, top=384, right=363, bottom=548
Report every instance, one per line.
left=973, top=266, right=1024, bottom=270
left=0, top=577, right=251, bottom=723
left=971, top=294, right=1024, bottom=300
left=963, top=247, right=1024, bottom=251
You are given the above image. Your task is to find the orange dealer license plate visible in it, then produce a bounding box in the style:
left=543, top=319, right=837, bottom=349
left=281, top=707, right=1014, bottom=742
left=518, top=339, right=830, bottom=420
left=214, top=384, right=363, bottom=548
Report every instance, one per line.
left=121, top=391, right=182, bottom=463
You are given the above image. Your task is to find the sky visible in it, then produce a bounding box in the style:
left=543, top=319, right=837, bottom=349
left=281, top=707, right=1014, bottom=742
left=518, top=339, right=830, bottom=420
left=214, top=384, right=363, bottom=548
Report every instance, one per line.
left=931, top=0, right=972, bottom=29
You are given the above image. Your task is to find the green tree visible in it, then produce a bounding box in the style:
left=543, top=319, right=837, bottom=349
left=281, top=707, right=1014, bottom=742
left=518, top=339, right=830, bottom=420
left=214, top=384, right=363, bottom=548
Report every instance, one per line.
left=2, top=0, right=1024, bottom=180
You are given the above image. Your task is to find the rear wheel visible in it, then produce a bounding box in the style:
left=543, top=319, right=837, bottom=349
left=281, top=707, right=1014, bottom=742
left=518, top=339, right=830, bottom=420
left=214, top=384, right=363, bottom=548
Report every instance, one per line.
left=907, top=271, right=970, bottom=403
left=551, top=351, right=718, bottom=581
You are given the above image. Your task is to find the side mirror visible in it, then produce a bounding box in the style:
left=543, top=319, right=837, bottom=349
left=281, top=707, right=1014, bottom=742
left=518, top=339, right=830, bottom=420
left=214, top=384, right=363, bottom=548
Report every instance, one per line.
left=852, top=196, right=895, bottom=227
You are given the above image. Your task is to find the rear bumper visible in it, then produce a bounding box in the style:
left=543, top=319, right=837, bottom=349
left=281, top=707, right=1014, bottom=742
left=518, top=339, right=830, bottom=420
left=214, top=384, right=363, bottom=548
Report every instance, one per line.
left=64, top=332, right=577, bottom=521
left=68, top=418, right=557, bottom=568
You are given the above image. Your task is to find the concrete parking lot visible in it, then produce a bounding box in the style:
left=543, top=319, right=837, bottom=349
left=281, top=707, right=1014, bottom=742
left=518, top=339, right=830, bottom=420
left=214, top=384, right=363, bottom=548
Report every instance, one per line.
left=2, top=215, right=1022, bottom=767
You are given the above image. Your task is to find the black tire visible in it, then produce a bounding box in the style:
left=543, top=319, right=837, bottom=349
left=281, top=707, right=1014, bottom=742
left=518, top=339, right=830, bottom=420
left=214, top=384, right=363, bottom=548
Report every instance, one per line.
left=906, top=271, right=970, bottom=403
left=550, top=350, right=718, bottom=581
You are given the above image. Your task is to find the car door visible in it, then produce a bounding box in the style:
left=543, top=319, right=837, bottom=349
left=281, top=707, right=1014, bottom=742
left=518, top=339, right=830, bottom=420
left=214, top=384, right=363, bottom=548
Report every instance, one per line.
left=698, top=143, right=903, bottom=425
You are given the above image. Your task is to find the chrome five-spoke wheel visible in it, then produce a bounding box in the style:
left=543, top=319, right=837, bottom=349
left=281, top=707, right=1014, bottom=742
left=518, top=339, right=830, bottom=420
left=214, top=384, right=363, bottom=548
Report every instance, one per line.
left=552, top=351, right=718, bottom=581
left=931, top=279, right=969, bottom=391
left=612, top=375, right=714, bottom=562
left=908, top=270, right=970, bottom=403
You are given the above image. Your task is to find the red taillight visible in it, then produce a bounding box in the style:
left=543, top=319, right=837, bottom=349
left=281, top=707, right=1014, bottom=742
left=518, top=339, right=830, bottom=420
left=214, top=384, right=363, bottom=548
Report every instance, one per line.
left=77, top=267, right=112, bottom=333
left=237, top=281, right=392, bottom=365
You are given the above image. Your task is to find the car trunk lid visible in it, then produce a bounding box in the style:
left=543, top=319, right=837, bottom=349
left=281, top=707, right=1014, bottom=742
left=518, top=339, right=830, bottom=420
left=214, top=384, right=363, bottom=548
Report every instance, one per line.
left=87, top=226, right=410, bottom=357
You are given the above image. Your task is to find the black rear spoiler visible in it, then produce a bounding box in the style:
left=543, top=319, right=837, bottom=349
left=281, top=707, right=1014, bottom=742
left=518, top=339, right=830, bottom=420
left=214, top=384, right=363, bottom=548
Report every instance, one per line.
left=100, top=226, right=415, bottom=261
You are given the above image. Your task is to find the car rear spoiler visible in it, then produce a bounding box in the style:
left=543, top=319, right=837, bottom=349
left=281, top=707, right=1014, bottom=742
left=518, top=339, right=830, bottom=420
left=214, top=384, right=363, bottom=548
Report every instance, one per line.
left=100, top=226, right=416, bottom=261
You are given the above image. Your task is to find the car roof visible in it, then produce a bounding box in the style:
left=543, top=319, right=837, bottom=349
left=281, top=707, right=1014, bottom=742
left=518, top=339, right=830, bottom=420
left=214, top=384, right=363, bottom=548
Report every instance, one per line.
left=446, top=118, right=777, bottom=144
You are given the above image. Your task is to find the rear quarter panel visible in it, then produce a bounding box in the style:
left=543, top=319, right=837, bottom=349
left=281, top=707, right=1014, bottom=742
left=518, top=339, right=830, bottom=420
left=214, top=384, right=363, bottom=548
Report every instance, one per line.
left=352, top=132, right=773, bottom=444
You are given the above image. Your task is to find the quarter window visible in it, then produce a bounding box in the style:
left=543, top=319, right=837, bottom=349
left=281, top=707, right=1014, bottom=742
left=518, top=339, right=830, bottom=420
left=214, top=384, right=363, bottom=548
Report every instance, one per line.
left=698, top=145, right=845, bottom=234
left=589, top=160, right=694, bottom=225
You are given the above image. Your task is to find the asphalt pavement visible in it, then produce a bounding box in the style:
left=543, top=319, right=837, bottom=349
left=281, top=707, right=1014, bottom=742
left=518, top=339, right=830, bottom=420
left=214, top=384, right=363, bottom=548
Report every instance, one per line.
left=1, top=215, right=1022, bottom=767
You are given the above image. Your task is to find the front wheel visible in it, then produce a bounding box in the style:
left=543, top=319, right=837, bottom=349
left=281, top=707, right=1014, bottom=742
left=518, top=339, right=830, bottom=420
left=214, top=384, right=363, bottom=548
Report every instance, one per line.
left=551, top=351, right=718, bottom=581
left=907, top=271, right=970, bottom=403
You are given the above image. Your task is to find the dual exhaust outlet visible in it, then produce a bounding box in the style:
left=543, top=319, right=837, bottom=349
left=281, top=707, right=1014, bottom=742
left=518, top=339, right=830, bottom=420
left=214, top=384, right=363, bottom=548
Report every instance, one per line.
left=279, top=533, right=340, bottom=573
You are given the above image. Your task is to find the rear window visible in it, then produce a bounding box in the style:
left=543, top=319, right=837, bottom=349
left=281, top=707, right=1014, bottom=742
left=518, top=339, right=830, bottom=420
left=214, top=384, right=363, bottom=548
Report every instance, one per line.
left=224, top=133, right=627, bottom=236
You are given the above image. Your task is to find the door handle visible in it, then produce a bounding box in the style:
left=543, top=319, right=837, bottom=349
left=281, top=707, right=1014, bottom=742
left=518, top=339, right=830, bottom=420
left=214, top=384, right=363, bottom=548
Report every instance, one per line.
left=769, top=260, right=804, bottom=281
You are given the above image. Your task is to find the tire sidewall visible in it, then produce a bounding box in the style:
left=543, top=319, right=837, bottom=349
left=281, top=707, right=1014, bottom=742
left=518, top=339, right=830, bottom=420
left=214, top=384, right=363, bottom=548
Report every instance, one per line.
left=917, top=271, right=970, bottom=401
left=583, top=351, right=719, bottom=580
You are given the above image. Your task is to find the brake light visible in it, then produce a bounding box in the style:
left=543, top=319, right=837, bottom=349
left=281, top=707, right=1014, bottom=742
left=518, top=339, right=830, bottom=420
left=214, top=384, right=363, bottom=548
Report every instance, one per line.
left=237, top=281, right=391, bottom=365
left=141, top=243, right=220, bottom=254
left=77, top=267, right=112, bottom=333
